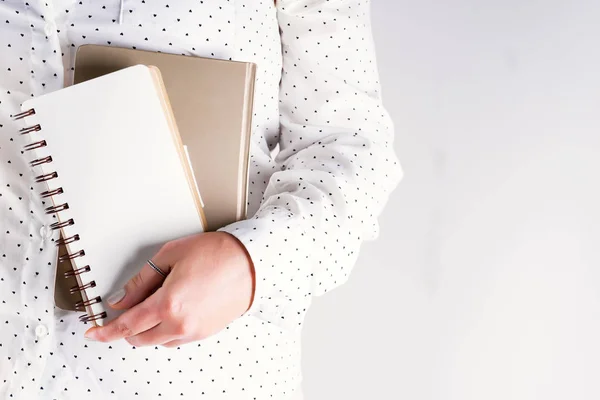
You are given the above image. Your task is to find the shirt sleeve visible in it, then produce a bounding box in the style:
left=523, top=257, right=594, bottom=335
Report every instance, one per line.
left=219, top=0, right=403, bottom=332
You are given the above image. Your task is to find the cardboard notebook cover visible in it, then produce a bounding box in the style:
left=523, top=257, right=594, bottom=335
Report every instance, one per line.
left=54, top=46, right=256, bottom=311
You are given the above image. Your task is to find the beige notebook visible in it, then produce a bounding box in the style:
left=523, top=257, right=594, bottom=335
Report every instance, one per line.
left=17, top=65, right=206, bottom=324
left=54, top=46, right=256, bottom=312
left=75, top=45, right=255, bottom=230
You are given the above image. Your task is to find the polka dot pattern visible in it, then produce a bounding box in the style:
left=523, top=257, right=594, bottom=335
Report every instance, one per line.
left=0, top=0, right=401, bottom=398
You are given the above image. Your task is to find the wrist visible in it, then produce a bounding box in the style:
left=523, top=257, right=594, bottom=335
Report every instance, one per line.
left=219, top=231, right=256, bottom=314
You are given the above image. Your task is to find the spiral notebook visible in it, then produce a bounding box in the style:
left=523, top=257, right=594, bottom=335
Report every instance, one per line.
left=53, top=45, right=257, bottom=313
left=15, top=65, right=207, bottom=325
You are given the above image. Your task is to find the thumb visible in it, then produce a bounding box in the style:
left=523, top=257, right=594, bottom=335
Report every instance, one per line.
left=107, top=258, right=170, bottom=310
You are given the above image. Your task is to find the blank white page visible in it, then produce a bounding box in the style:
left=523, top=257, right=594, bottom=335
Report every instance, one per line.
left=22, top=65, right=204, bottom=325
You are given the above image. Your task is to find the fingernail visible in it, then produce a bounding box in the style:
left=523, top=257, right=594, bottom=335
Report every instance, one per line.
left=84, top=328, right=96, bottom=341
left=107, top=288, right=126, bottom=305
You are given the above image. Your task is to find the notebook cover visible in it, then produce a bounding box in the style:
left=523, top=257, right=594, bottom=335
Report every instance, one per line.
left=54, top=46, right=256, bottom=312
left=21, top=65, right=206, bottom=323
left=54, top=241, right=84, bottom=311
left=74, top=45, right=255, bottom=230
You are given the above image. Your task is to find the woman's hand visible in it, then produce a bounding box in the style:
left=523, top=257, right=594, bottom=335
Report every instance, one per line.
left=84, top=232, right=255, bottom=347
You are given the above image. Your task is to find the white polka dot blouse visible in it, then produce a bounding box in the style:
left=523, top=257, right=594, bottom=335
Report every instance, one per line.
left=0, top=0, right=402, bottom=398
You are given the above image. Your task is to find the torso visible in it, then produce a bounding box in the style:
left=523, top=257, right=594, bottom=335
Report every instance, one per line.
left=0, top=1, right=300, bottom=399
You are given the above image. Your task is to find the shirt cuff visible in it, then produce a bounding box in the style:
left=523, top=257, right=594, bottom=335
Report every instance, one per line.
left=218, top=215, right=308, bottom=332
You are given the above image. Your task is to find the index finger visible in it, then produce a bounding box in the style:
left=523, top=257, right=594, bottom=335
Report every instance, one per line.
left=84, top=291, right=162, bottom=342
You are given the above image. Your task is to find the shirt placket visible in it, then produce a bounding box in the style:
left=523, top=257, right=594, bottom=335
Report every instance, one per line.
left=17, top=0, right=65, bottom=395
left=30, top=0, right=66, bottom=96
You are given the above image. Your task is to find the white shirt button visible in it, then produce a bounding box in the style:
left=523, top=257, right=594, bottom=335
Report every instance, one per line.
left=44, top=21, right=57, bottom=36
left=35, top=324, right=49, bottom=339
left=40, top=225, right=54, bottom=241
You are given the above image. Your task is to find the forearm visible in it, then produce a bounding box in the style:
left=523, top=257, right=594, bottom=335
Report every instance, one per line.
left=221, top=0, right=403, bottom=332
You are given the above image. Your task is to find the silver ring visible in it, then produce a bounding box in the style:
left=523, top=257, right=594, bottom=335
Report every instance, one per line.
left=147, top=259, right=167, bottom=278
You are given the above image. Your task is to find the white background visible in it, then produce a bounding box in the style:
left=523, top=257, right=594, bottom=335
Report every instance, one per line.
left=302, top=1, right=600, bottom=399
